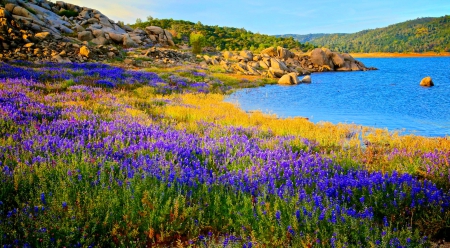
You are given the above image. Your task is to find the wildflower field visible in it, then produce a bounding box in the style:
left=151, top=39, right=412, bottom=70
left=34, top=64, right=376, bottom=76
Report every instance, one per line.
left=0, top=61, right=449, bottom=247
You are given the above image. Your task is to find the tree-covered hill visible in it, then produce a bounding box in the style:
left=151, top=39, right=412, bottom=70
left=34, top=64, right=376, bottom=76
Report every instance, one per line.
left=130, top=18, right=316, bottom=52
left=281, top=16, right=450, bottom=53
left=277, top=33, right=332, bottom=43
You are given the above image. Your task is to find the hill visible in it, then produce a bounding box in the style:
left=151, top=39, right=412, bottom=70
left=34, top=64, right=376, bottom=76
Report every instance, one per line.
left=281, top=16, right=450, bottom=53
left=277, top=33, right=332, bottom=43
left=131, top=18, right=316, bottom=52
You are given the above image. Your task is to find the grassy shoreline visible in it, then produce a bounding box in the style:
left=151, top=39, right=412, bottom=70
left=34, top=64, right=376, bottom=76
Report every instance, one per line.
left=1, top=61, right=449, bottom=247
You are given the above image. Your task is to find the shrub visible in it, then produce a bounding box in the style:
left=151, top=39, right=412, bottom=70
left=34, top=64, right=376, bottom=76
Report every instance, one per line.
left=190, top=32, right=206, bottom=54
left=59, top=10, right=78, bottom=18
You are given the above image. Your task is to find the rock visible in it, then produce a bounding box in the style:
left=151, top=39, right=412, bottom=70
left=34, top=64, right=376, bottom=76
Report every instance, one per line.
left=124, top=58, right=135, bottom=65
left=261, top=46, right=277, bottom=57
left=232, top=63, right=248, bottom=74
left=163, top=30, right=175, bottom=46
left=350, top=61, right=360, bottom=71
left=310, top=48, right=333, bottom=69
left=223, top=51, right=233, bottom=60
left=301, top=75, right=311, bottom=83
left=259, top=60, right=270, bottom=69
left=75, top=24, right=85, bottom=32
left=123, top=34, right=138, bottom=48
left=240, top=50, right=253, bottom=61
left=420, top=77, right=434, bottom=87
left=52, top=54, right=71, bottom=63
left=23, top=43, right=34, bottom=48
left=91, top=36, right=109, bottom=45
left=277, top=46, right=293, bottom=60
left=270, top=58, right=289, bottom=71
left=278, top=73, right=299, bottom=85
left=145, top=26, right=164, bottom=35
left=108, top=32, right=123, bottom=43
left=34, top=32, right=51, bottom=40
left=330, top=52, right=345, bottom=67
left=269, top=67, right=285, bottom=78
left=92, top=29, right=105, bottom=38
left=78, top=31, right=93, bottom=41
left=342, top=53, right=355, bottom=62
left=79, top=45, right=90, bottom=58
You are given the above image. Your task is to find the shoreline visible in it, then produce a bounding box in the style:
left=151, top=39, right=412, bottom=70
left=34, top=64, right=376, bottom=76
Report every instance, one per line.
left=350, top=52, right=450, bottom=58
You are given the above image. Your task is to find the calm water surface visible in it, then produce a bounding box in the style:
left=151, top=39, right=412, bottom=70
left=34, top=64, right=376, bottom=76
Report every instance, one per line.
left=225, top=57, right=450, bottom=137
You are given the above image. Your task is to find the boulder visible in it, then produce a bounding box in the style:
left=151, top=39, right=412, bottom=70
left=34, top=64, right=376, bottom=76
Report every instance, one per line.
left=336, top=61, right=352, bottom=71
left=310, top=48, right=333, bottom=69
left=75, top=24, right=85, bottom=32
left=277, top=46, right=293, bottom=60
left=223, top=51, right=233, bottom=60
left=270, top=58, right=289, bottom=71
left=342, top=53, right=355, bottom=62
left=163, top=30, right=175, bottom=46
left=123, top=33, right=138, bottom=48
left=79, top=45, right=90, bottom=58
left=108, top=32, right=124, bottom=43
left=301, top=75, right=311, bottom=83
left=420, top=77, right=434, bottom=87
left=34, top=32, right=51, bottom=40
left=330, top=52, right=345, bottom=67
left=78, top=31, right=94, bottom=41
left=269, top=67, right=285, bottom=78
left=232, top=63, right=248, bottom=74
left=240, top=50, right=253, bottom=61
left=145, top=26, right=164, bottom=35
left=278, top=73, right=299, bottom=85
left=260, top=46, right=277, bottom=57
left=91, top=36, right=109, bottom=45
left=259, top=60, right=270, bottom=69
left=350, top=61, right=360, bottom=71
left=52, top=54, right=71, bottom=63
left=92, top=29, right=105, bottom=38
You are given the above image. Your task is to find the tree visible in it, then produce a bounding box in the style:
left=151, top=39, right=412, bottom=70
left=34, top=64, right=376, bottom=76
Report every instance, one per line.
left=190, top=32, right=206, bottom=54
left=135, top=18, right=142, bottom=24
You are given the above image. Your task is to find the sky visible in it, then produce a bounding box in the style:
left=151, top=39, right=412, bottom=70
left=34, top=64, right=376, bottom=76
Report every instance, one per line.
left=68, top=0, right=450, bottom=35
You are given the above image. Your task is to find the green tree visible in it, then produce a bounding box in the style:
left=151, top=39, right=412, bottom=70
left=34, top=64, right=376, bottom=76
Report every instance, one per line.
left=190, top=32, right=206, bottom=54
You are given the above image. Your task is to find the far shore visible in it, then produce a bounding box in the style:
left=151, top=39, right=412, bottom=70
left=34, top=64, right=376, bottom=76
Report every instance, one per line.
left=350, top=52, right=450, bottom=58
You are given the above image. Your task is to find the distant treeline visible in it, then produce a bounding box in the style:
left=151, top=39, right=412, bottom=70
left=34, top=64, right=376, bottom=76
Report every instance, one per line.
left=279, top=16, right=450, bottom=53
left=130, top=17, right=316, bottom=52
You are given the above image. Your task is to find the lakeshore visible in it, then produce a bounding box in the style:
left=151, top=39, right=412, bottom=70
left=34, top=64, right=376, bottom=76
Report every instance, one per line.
left=351, top=52, right=450, bottom=58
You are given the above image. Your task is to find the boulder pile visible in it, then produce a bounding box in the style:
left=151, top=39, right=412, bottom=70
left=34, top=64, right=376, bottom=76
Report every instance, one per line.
left=201, top=47, right=377, bottom=82
left=0, top=0, right=175, bottom=63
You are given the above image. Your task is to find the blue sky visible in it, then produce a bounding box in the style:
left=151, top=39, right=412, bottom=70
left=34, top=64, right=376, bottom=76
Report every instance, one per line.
left=69, top=0, right=450, bottom=35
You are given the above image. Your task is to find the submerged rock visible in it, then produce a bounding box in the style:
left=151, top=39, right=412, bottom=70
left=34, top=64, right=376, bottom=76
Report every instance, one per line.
left=301, top=75, right=311, bottom=83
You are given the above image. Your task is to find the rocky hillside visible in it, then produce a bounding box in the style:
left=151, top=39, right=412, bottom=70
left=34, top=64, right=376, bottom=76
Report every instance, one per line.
left=0, top=0, right=178, bottom=63
left=0, top=0, right=376, bottom=79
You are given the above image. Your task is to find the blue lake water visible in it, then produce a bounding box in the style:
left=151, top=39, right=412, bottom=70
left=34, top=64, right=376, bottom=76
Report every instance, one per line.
left=225, top=57, right=450, bottom=137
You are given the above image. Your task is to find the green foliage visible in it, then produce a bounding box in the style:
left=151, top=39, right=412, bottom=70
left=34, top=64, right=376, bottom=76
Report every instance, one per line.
left=284, top=16, right=450, bottom=53
left=190, top=32, right=206, bottom=54
left=58, top=10, right=78, bottom=18
left=130, top=18, right=316, bottom=52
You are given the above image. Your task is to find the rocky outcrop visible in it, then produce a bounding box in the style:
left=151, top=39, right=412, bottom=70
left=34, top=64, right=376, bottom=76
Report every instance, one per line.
left=0, top=0, right=175, bottom=63
left=199, top=46, right=376, bottom=80
left=420, top=76, right=434, bottom=87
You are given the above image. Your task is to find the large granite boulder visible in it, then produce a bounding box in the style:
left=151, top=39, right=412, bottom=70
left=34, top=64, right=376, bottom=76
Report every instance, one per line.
left=261, top=46, right=277, bottom=57
left=240, top=50, right=253, bottom=61
left=310, top=48, right=334, bottom=69
left=278, top=72, right=299, bottom=85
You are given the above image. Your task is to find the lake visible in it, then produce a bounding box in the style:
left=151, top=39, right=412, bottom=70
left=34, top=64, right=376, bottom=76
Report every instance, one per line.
left=225, top=57, right=450, bottom=137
